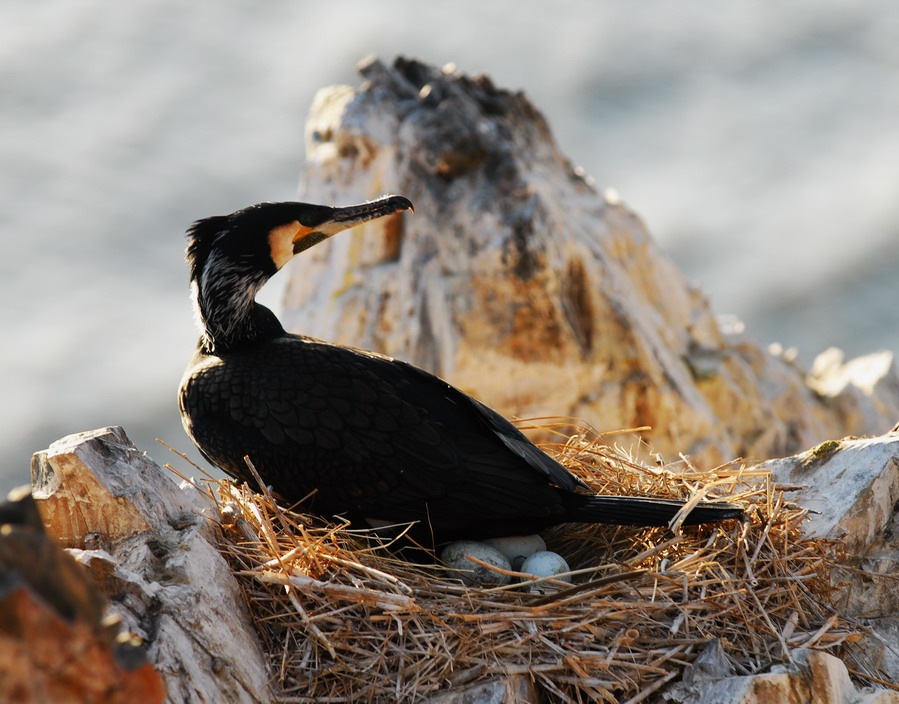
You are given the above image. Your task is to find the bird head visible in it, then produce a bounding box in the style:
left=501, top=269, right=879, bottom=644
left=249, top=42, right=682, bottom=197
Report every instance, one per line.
left=186, top=195, right=414, bottom=284
left=185, top=195, right=413, bottom=352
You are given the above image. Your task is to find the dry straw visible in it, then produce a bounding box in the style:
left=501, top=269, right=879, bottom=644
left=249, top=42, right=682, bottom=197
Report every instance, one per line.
left=185, top=424, right=879, bottom=702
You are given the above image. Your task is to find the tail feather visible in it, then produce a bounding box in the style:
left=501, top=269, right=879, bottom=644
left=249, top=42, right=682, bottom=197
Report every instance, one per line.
left=564, top=494, right=744, bottom=527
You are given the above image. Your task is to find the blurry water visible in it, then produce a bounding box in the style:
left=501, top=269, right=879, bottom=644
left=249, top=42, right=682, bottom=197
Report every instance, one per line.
left=2, top=0, right=898, bottom=492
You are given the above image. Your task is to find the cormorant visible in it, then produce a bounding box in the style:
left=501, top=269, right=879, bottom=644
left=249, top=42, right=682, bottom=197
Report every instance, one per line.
left=178, top=195, right=742, bottom=543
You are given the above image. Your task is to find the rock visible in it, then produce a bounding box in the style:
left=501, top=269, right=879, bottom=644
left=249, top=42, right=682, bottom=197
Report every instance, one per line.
left=0, top=486, right=164, bottom=703
left=31, top=427, right=271, bottom=704
left=756, top=433, right=899, bottom=686
left=758, top=434, right=899, bottom=554
left=808, top=348, right=899, bottom=433
left=681, top=639, right=732, bottom=684
left=665, top=650, right=898, bottom=704
left=30, top=426, right=199, bottom=547
left=285, top=56, right=899, bottom=467
left=424, top=675, right=538, bottom=704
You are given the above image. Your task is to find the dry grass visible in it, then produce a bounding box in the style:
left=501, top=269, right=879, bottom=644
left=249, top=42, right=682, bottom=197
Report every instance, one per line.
left=183, top=425, right=876, bottom=702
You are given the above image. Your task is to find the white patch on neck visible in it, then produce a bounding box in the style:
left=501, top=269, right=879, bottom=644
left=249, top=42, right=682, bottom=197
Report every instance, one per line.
left=193, top=248, right=265, bottom=350
left=190, top=279, right=204, bottom=335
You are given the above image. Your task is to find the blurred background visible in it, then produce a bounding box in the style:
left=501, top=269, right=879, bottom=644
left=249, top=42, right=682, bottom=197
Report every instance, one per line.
left=2, top=0, right=898, bottom=492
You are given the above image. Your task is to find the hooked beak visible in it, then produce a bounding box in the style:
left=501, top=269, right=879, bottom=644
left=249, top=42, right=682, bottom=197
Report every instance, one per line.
left=270, top=195, right=414, bottom=269
left=314, top=195, right=414, bottom=238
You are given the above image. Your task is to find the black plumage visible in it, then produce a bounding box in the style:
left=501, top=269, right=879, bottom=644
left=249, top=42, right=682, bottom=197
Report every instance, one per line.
left=178, top=195, right=743, bottom=543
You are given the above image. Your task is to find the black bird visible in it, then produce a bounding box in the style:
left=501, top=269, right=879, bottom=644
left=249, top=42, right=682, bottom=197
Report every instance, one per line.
left=178, top=195, right=742, bottom=543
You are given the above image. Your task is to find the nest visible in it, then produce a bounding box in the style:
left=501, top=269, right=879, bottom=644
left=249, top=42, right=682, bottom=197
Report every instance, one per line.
left=185, top=426, right=876, bottom=703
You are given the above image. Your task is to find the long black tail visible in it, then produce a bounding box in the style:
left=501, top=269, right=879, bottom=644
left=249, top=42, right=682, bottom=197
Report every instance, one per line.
left=563, top=494, right=744, bottom=527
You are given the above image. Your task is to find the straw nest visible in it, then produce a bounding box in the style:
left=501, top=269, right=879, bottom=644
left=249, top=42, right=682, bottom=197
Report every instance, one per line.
left=191, top=424, right=878, bottom=703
